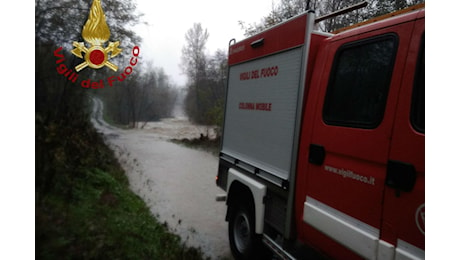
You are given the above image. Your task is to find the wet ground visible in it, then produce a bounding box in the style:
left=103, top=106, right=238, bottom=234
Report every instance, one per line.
left=91, top=98, right=232, bottom=260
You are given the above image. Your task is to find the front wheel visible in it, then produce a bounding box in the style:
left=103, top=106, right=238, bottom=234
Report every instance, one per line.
left=228, top=203, right=262, bottom=260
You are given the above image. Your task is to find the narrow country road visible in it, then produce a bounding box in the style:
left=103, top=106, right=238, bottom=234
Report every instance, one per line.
left=91, top=97, right=232, bottom=260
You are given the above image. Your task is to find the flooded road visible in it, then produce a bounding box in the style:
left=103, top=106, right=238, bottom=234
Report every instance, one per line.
left=91, top=98, right=232, bottom=260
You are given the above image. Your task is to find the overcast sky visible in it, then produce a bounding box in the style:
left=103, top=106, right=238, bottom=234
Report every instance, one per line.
left=134, top=0, right=276, bottom=87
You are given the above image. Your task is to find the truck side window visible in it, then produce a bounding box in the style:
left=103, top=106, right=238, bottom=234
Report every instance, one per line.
left=323, top=35, right=398, bottom=129
left=411, top=33, right=425, bottom=133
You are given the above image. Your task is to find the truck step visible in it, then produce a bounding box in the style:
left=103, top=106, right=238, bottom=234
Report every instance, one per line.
left=262, top=234, right=296, bottom=260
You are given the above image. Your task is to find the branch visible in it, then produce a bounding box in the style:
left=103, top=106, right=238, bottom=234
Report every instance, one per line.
left=36, top=6, right=89, bottom=19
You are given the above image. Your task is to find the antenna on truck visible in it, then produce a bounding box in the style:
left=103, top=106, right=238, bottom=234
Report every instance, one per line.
left=306, top=0, right=311, bottom=11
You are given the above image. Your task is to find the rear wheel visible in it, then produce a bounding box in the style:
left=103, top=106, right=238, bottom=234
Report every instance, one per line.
left=228, top=202, right=262, bottom=260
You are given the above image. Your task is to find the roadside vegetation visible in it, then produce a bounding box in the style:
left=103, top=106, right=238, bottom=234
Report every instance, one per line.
left=36, top=0, right=211, bottom=257
left=36, top=44, right=208, bottom=259
left=35, top=122, right=207, bottom=259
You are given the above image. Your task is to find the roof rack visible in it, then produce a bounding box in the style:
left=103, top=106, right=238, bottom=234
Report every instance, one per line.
left=333, top=2, right=425, bottom=34
left=315, top=1, right=368, bottom=24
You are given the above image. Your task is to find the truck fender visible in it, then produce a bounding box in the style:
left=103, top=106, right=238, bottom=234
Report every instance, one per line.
left=226, top=168, right=266, bottom=234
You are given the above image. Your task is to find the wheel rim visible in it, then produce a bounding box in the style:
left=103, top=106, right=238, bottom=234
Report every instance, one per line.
left=233, top=211, right=251, bottom=253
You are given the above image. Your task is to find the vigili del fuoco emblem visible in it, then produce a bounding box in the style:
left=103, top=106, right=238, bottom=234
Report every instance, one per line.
left=71, top=0, right=122, bottom=72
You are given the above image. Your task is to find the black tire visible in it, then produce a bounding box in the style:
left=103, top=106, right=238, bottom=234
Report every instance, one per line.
left=228, top=202, right=263, bottom=260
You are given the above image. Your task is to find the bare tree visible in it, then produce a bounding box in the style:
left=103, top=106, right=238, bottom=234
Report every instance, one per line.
left=180, top=23, right=209, bottom=123
left=181, top=23, right=209, bottom=83
left=99, top=64, right=178, bottom=128
left=179, top=23, right=228, bottom=127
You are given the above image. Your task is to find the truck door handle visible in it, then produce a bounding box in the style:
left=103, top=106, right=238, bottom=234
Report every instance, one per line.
left=309, top=144, right=325, bottom=165
left=385, top=160, right=417, bottom=194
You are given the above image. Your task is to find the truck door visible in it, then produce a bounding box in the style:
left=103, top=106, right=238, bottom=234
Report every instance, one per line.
left=381, top=17, right=425, bottom=259
left=302, top=20, right=417, bottom=259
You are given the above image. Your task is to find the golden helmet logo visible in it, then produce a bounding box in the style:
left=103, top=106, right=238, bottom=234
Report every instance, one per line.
left=71, top=0, right=122, bottom=72
left=53, top=0, right=140, bottom=88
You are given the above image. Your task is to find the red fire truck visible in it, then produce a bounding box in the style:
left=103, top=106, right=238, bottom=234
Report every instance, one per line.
left=216, top=3, right=425, bottom=260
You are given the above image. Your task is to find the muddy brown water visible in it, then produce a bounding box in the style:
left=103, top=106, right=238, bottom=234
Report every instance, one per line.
left=91, top=98, right=232, bottom=260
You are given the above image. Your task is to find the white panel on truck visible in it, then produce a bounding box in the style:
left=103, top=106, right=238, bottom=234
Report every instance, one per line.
left=222, top=47, right=303, bottom=181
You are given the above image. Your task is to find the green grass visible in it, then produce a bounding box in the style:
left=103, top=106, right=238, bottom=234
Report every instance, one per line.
left=36, top=116, right=208, bottom=260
